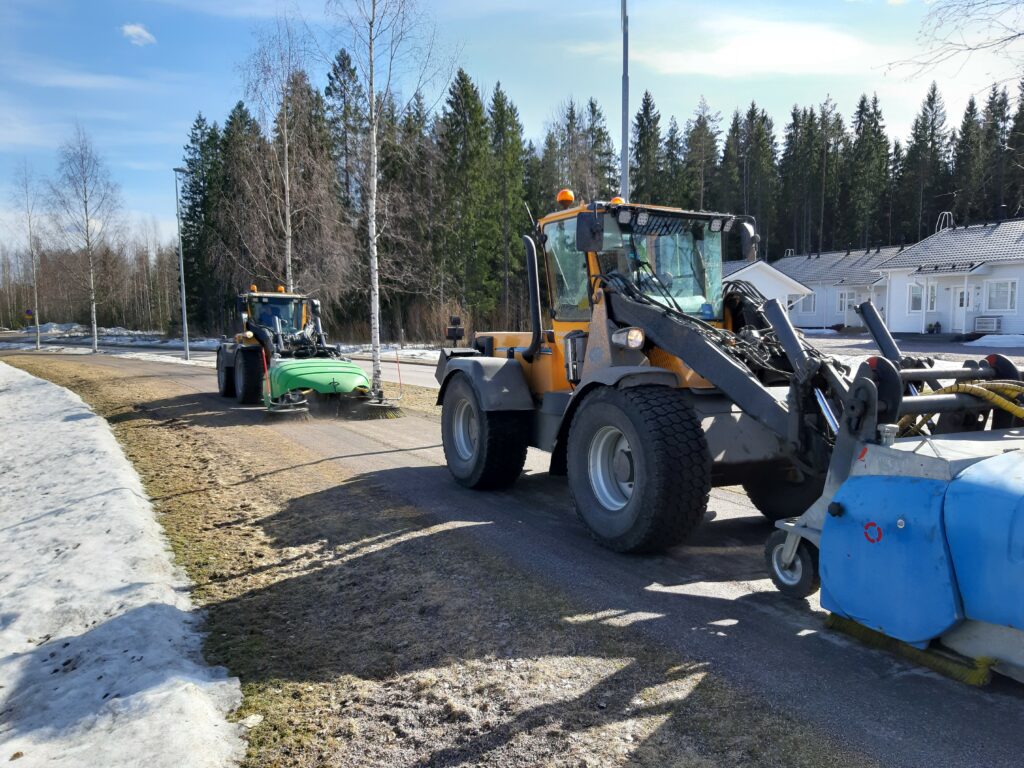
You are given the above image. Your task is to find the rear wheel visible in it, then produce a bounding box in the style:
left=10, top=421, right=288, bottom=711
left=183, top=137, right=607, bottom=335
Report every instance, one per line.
left=441, top=373, right=529, bottom=489
left=567, top=386, right=711, bottom=553
left=765, top=529, right=819, bottom=599
left=742, top=465, right=826, bottom=522
left=216, top=348, right=236, bottom=397
left=234, top=348, right=264, bottom=405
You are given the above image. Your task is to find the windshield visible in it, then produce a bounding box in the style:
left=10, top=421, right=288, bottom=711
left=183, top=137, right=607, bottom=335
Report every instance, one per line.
left=248, top=296, right=305, bottom=333
left=595, top=213, right=723, bottom=319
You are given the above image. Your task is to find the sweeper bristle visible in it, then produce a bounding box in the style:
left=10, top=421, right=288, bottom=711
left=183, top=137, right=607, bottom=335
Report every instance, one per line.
left=826, top=614, right=994, bottom=686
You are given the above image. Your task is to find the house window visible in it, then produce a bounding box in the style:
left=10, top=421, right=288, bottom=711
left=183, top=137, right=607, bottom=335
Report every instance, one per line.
left=908, top=284, right=923, bottom=313
left=798, top=293, right=815, bottom=313
left=927, top=284, right=938, bottom=312
left=985, top=280, right=1018, bottom=312
left=837, top=290, right=856, bottom=312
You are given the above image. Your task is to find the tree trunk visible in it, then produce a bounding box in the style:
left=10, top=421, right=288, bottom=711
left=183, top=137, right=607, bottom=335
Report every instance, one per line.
left=367, top=3, right=382, bottom=397
left=283, top=106, right=293, bottom=292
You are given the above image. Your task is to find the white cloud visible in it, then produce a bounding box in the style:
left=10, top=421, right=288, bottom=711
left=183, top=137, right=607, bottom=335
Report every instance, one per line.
left=571, top=19, right=904, bottom=79
left=1, top=53, right=146, bottom=90
left=121, top=23, right=157, bottom=47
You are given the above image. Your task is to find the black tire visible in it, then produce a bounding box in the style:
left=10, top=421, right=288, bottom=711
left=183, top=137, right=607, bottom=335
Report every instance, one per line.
left=764, top=529, right=820, bottom=599
left=234, top=348, right=264, bottom=405
left=216, top=348, right=236, bottom=398
left=441, top=373, right=529, bottom=489
left=742, top=465, right=826, bottom=522
left=566, top=386, right=711, bottom=554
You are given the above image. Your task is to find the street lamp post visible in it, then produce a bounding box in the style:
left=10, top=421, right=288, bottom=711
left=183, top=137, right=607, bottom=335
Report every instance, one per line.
left=620, top=0, right=629, bottom=201
left=173, top=167, right=191, bottom=361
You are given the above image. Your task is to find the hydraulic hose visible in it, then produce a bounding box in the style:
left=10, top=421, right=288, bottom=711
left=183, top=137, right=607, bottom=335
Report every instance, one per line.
left=898, top=380, right=1024, bottom=435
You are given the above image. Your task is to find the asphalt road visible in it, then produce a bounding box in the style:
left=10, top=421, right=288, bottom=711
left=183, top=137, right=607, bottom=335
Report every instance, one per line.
left=16, top=351, right=1023, bottom=768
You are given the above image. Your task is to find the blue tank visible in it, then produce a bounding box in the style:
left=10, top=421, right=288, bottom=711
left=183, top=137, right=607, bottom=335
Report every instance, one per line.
left=820, top=475, right=963, bottom=646
left=944, top=451, right=1024, bottom=631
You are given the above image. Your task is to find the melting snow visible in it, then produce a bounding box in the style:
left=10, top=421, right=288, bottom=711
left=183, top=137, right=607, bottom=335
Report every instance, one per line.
left=0, top=362, right=243, bottom=767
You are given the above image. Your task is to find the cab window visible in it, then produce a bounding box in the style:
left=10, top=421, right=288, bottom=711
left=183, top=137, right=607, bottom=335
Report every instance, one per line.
left=543, top=217, right=590, bottom=321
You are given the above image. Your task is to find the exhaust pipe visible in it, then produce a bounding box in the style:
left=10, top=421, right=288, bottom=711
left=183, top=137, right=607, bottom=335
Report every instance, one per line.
left=522, top=235, right=543, bottom=363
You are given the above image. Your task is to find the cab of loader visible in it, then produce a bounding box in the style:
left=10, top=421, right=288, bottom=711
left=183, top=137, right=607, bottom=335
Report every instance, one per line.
left=235, top=288, right=310, bottom=337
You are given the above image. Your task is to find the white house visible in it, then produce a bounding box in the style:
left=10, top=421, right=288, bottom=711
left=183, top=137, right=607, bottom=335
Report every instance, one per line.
left=722, top=259, right=813, bottom=310
left=876, top=218, right=1024, bottom=334
left=770, top=246, right=902, bottom=328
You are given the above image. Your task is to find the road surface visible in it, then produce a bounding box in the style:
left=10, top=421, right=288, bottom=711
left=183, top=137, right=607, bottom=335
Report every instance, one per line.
left=8, top=350, right=1021, bottom=768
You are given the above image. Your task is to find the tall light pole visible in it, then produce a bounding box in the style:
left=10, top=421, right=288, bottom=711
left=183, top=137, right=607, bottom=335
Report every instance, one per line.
left=173, top=167, right=191, bottom=361
left=620, top=0, right=629, bottom=201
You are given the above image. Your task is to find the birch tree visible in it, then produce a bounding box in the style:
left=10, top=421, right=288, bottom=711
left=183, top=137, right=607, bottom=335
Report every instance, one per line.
left=11, top=159, right=43, bottom=348
left=49, top=125, right=121, bottom=352
left=329, top=0, right=440, bottom=399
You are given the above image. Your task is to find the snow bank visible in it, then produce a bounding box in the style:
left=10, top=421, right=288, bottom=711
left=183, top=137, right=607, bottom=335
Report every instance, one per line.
left=0, top=363, right=243, bottom=767
left=964, top=334, right=1024, bottom=348
left=336, top=342, right=441, bottom=363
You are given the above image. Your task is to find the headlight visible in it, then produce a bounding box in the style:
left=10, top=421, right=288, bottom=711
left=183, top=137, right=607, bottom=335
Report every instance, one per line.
left=611, top=327, right=645, bottom=349
left=636, top=211, right=650, bottom=227
left=710, top=218, right=723, bottom=232
left=617, top=209, right=631, bottom=224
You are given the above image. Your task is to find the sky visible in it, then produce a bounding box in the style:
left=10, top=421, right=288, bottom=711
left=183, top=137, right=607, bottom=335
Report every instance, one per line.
left=1, top=0, right=1021, bottom=245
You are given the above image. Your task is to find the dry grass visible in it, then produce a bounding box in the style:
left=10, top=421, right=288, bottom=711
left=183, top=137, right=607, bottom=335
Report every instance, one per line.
left=3, top=353, right=877, bottom=768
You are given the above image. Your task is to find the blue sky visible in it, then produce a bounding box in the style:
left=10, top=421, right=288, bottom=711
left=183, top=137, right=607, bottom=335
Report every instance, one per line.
left=1, top=0, right=1018, bottom=242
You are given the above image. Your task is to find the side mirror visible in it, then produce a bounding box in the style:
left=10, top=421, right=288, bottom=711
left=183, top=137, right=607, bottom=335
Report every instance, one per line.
left=739, top=222, right=761, bottom=261
left=575, top=211, right=604, bottom=252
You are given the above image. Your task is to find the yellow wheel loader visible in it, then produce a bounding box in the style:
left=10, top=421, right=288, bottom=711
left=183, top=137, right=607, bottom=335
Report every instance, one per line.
left=435, top=194, right=845, bottom=553
left=435, top=193, right=1024, bottom=680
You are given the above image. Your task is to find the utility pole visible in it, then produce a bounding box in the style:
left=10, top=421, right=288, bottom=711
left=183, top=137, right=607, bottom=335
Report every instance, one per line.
left=620, top=0, right=629, bottom=201
left=173, top=167, right=191, bottom=361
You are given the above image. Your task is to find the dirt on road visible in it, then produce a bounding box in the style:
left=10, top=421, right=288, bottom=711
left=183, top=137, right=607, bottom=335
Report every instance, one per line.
left=1, top=353, right=874, bottom=768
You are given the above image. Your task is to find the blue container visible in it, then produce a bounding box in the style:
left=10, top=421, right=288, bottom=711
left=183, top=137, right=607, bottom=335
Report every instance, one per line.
left=820, top=475, right=963, bottom=646
left=944, top=451, right=1024, bottom=631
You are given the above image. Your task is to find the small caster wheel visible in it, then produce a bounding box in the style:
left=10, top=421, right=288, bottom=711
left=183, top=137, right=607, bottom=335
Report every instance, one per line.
left=765, top=529, right=820, bottom=599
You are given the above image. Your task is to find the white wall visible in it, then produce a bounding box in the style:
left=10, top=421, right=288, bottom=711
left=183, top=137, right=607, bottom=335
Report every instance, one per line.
left=883, top=265, right=1024, bottom=334
left=789, top=282, right=880, bottom=328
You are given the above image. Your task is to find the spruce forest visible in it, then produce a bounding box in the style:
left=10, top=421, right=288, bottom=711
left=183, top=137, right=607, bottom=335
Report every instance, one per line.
left=6, top=52, right=1024, bottom=341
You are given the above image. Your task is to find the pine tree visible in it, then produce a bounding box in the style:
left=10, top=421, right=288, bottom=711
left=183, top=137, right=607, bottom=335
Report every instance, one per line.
left=953, top=96, right=985, bottom=222
left=740, top=102, right=779, bottom=257
left=488, top=82, right=527, bottom=326
left=324, top=48, right=366, bottom=212
left=1008, top=78, right=1024, bottom=217
left=630, top=91, right=662, bottom=203
left=583, top=98, right=618, bottom=201
left=660, top=117, right=687, bottom=207
left=981, top=85, right=1010, bottom=220
left=900, top=82, right=952, bottom=240
left=437, top=69, right=495, bottom=317
left=683, top=96, right=721, bottom=210
left=179, top=113, right=224, bottom=333
left=717, top=111, right=743, bottom=216
left=846, top=93, right=890, bottom=248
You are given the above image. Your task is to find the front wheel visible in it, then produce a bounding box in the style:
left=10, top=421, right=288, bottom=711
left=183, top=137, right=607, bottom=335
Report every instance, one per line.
left=567, top=386, right=711, bottom=553
left=234, top=348, right=264, bottom=405
left=441, top=373, right=529, bottom=490
left=764, top=529, right=820, bottom=599
left=742, top=465, right=826, bottom=522
left=216, top=348, right=236, bottom=397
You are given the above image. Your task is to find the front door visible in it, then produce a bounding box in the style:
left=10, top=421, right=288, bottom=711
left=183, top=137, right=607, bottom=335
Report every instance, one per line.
left=953, top=287, right=969, bottom=332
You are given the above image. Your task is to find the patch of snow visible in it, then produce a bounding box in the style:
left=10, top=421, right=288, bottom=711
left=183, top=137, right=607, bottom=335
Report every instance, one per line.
left=113, top=351, right=215, bottom=368
left=336, top=343, right=440, bottom=363
left=798, top=328, right=839, bottom=336
left=0, top=363, right=243, bottom=767
left=964, top=334, right=1024, bottom=348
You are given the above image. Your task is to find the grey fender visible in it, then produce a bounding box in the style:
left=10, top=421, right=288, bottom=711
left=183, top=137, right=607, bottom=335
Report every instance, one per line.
left=548, top=365, right=679, bottom=475
left=435, top=354, right=535, bottom=411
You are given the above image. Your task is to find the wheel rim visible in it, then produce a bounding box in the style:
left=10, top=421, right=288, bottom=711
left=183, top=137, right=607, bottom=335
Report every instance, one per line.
left=588, top=425, right=634, bottom=511
left=451, top=397, right=479, bottom=461
left=771, top=543, right=803, bottom=586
